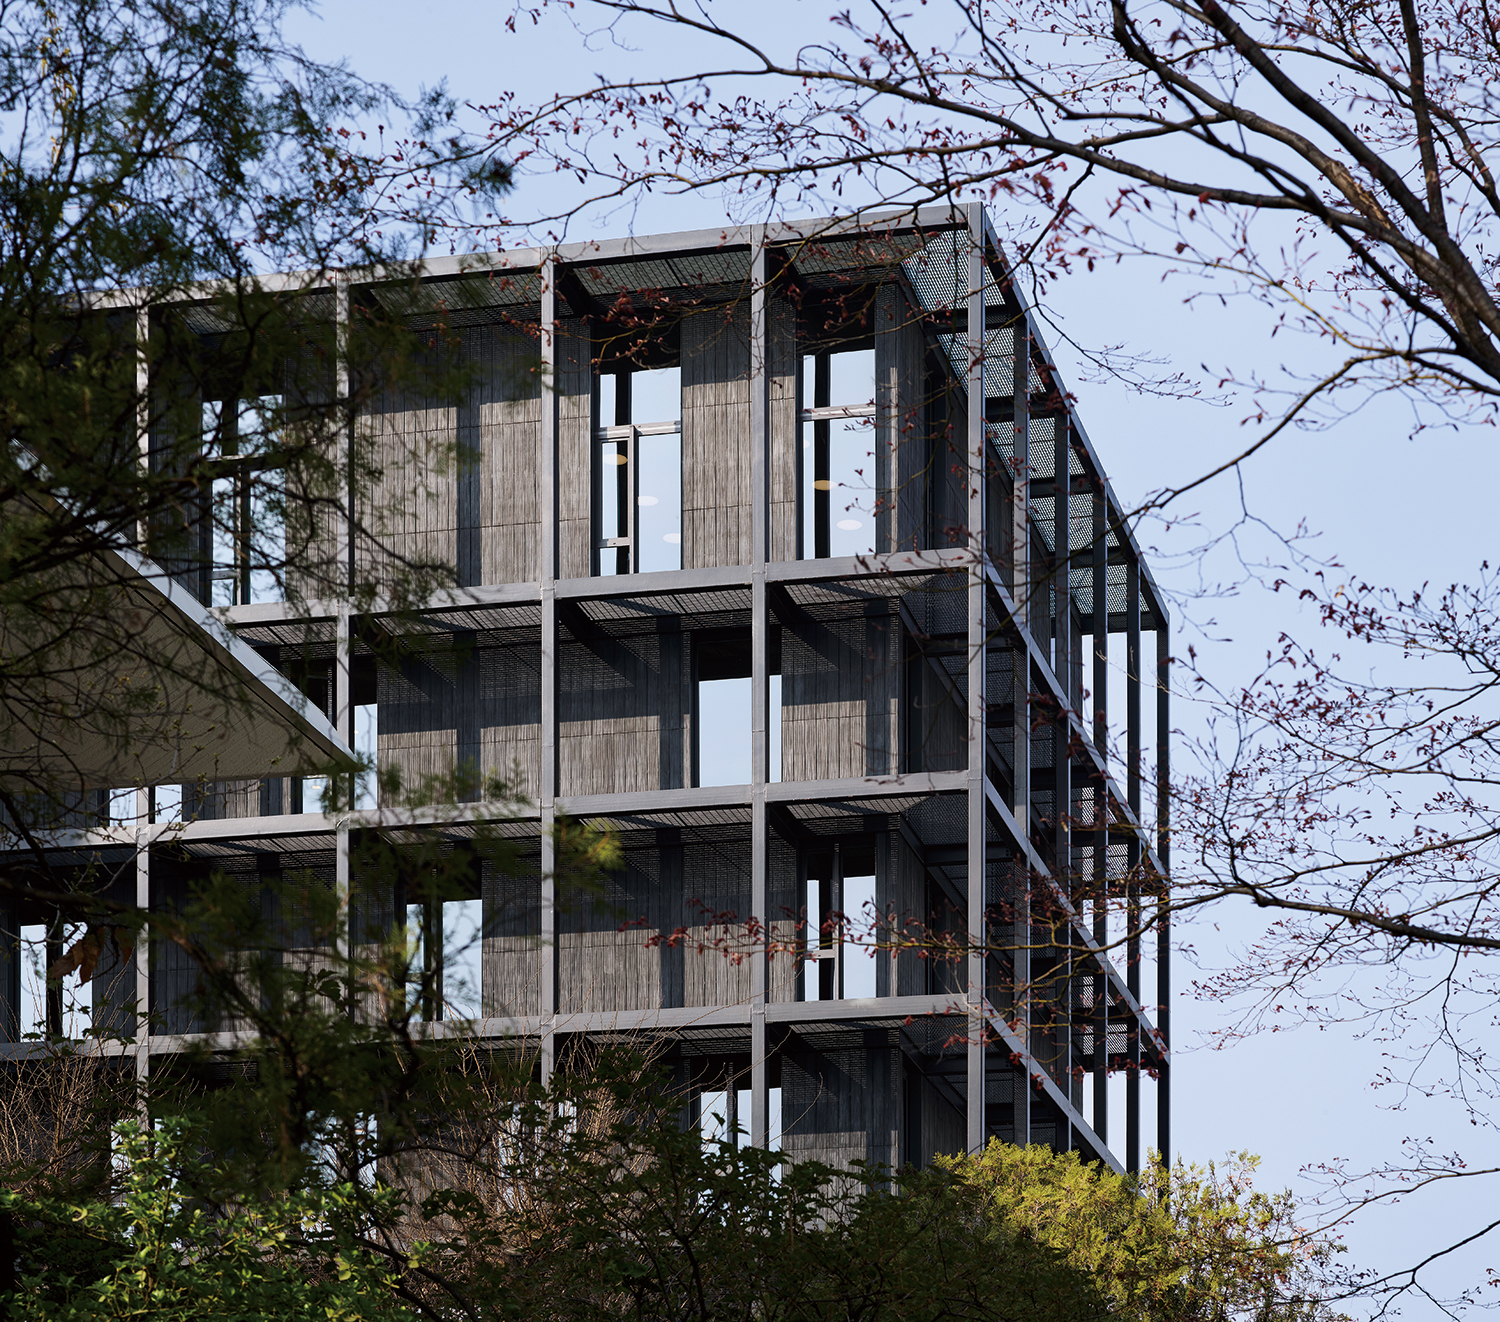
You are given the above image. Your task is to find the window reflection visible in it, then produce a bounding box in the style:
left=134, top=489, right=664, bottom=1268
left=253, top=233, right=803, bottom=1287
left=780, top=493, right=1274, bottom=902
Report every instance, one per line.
left=801, top=349, right=877, bottom=559
left=594, top=366, right=681, bottom=575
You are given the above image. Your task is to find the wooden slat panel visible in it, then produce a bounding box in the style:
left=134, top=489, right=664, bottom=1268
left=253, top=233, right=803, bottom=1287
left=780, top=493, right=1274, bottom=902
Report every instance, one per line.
left=558, top=630, right=686, bottom=795
left=558, top=846, right=678, bottom=1012
left=681, top=836, right=753, bottom=1008
left=475, top=325, right=543, bottom=586
left=912, top=651, right=966, bottom=774
left=887, top=830, right=928, bottom=997
left=768, top=297, right=799, bottom=562
left=767, top=830, right=800, bottom=1004
left=479, top=642, right=543, bottom=799
left=378, top=640, right=541, bottom=799
left=682, top=306, right=751, bottom=569
left=556, top=320, right=593, bottom=579
left=484, top=861, right=541, bottom=1017
left=355, top=347, right=458, bottom=593
left=875, top=284, right=928, bottom=552
left=933, top=386, right=969, bottom=553
left=283, top=350, right=343, bottom=603
left=782, top=1038, right=900, bottom=1172
left=918, top=1072, right=966, bottom=1163
left=780, top=612, right=901, bottom=781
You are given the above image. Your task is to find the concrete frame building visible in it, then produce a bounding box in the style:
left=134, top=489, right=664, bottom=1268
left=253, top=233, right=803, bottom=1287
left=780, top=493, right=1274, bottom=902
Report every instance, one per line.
left=3, top=205, right=1169, bottom=1174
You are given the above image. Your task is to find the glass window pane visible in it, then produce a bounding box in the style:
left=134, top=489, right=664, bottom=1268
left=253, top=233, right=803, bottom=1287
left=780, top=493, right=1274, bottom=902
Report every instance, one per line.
left=248, top=468, right=284, bottom=604
left=598, top=439, right=626, bottom=543
left=238, top=394, right=282, bottom=456
left=597, top=435, right=628, bottom=576
left=636, top=432, right=681, bottom=572
left=405, top=903, right=425, bottom=1015
left=354, top=703, right=378, bottom=810
left=829, top=417, right=877, bottom=558
left=843, top=873, right=877, bottom=999
left=303, top=776, right=329, bottom=813
left=442, top=897, right=482, bottom=1019
left=102, top=787, right=135, bottom=826
left=210, top=474, right=237, bottom=606
left=202, top=400, right=225, bottom=458
left=154, top=784, right=182, bottom=824
left=597, top=373, right=617, bottom=427
left=18, top=924, right=45, bottom=1037
left=19, top=923, right=85, bottom=1037
left=769, top=674, right=782, bottom=783
left=697, top=676, right=750, bottom=786
left=801, top=419, right=818, bottom=559
left=631, top=366, right=680, bottom=423
left=828, top=348, right=874, bottom=407
left=700, top=1089, right=729, bottom=1146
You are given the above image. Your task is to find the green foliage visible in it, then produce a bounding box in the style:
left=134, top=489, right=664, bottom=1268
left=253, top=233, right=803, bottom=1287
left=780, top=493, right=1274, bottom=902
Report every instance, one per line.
left=3, top=1119, right=414, bottom=1321
left=2, top=1041, right=1343, bottom=1322
left=945, top=1142, right=1345, bottom=1322
left=466, top=1058, right=1110, bottom=1322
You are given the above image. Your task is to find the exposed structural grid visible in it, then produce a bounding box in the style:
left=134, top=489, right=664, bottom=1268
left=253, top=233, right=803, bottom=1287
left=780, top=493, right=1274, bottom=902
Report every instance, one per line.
left=3, top=204, right=1170, bottom=1174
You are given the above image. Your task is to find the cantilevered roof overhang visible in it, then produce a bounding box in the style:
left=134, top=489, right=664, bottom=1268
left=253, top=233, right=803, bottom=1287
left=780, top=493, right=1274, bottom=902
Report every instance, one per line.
left=1, top=543, right=353, bottom=791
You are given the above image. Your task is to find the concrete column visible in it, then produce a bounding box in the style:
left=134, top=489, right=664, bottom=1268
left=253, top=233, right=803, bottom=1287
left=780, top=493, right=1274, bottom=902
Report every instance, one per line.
left=135, top=833, right=151, bottom=1107
left=135, top=303, right=151, bottom=551
left=749, top=236, right=771, bottom=1149
left=1089, top=481, right=1109, bottom=1144
left=965, top=208, right=988, bottom=1155
left=1010, top=309, right=1032, bottom=1150
left=1053, top=419, right=1073, bottom=1140
left=539, top=255, right=560, bottom=1085
left=334, top=279, right=351, bottom=598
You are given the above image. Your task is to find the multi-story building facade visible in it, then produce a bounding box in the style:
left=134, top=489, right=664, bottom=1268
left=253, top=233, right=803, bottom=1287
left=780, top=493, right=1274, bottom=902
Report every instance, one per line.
left=4, top=205, right=1169, bottom=1175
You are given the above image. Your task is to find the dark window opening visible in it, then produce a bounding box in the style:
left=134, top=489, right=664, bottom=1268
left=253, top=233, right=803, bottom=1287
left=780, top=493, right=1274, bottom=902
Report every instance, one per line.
left=693, top=630, right=781, bottom=787
left=799, top=841, right=878, bottom=1001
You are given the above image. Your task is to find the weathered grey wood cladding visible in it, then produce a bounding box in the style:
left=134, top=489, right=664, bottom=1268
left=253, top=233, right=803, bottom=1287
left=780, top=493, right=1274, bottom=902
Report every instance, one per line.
left=473, top=325, right=543, bottom=587
left=92, top=212, right=1167, bottom=1183
left=682, top=306, right=752, bottom=569
left=769, top=297, right=799, bottom=562
left=782, top=1032, right=901, bottom=1170
left=875, top=284, right=929, bottom=554
left=780, top=607, right=901, bottom=782
left=556, top=320, right=593, bottom=580
left=557, top=625, right=689, bottom=796
left=379, top=634, right=542, bottom=799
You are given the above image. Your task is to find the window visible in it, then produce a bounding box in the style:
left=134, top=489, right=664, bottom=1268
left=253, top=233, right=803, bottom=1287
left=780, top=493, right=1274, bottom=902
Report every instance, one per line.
left=694, top=632, right=781, bottom=787
left=151, top=784, right=183, bottom=824
left=595, top=367, right=682, bottom=575
left=699, top=1084, right=782, bottom=1151
left=98, top=787, right=135, bottom=826
left=18, top=921, right=86, bottom=1038
left=699, top=1086, right=748, bottom=1147
left=297, top=776, right=329, bottom=815
left=801, top=349, right=876, bottom=559
left=354, top=702, right=378, bottom=811
left=442, top=896, right=483, bottom=1019
left=405, top=891, right=483, bottom=1021
left=202, top=395, right=285, bottom=606
left=800, top=843, right=878, bottom=1001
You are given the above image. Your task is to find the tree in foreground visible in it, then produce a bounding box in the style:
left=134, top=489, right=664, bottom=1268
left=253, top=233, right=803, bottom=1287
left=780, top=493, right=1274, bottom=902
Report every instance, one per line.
left=2, top=1044, right=1342, bottom=1322
left=0, top=0, right=504, bottom=1027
